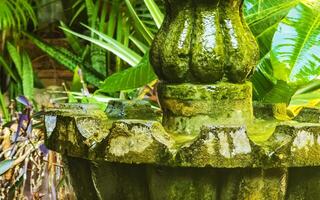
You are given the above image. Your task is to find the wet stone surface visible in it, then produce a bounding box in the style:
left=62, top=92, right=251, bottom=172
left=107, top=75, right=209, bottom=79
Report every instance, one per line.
left=44, top=100, right=320, bottom=200
left=150, top=0, right=259, bottom=84
left=45, top=102, right=320, bottom=168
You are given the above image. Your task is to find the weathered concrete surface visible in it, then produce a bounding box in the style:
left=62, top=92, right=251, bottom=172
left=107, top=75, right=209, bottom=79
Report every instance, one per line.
left=158, top=82, right=253, bottom=135
left=106, top=100, right=162, bottom=121
left=44, top=102, right=320, bottom=199
left=45, top=103, right=320, bottom=168
left=294, top=107, right=320, bottom=123
left=63, top=158, right=320, bottom=200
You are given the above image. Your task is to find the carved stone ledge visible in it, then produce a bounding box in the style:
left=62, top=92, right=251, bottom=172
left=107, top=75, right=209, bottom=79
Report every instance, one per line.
left=45, top=104, right=320, bottom=168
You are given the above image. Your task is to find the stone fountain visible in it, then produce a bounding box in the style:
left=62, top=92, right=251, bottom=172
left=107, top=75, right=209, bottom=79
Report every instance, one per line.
left=45, top=0, right=320, bottom=199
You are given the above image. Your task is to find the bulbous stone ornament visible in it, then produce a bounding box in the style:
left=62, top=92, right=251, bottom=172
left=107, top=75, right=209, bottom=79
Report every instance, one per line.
left=150, top=0, right=259, bottom=83
left=151, top=0, right=260, bottom=135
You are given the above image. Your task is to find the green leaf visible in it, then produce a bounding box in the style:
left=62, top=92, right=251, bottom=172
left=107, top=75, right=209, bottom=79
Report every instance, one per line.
left=244, top=0, right=300, bottom=56
left=71, top=66, right=82, bottom=92
left=129, top=35, right=149, bottom=54
left=24, top=32, right=78, bottom=71
left=143, top=0, right=164, bottom=29
left=98, top=52, right=157, bottom=93
left=251, top=53, right=276, bottom=100
left=61, top=25, right=142, bottom=66
left=24, top=32, right=102, bottom=87
left=69, top=3, right=85, bottom=25
left=0, top=90, right=10, bottom=122
left=0, top=159, right=14, bottom=176
left=0, top=55, right=18, bottom=82
left=60, top=21, right=83, bottom=55
left=263, top=81, right=297, bottom=104
left=22, top=51, right=33, bottom=99
left=125, top=0, right=154, bottom=45
left=6, top=42, right=22, bottom=78
left=271, top=3, right=320, bottom=84
left=290, top=91, right=320, bottom=106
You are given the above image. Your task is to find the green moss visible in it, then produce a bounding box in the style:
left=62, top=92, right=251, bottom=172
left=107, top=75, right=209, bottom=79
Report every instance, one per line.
left=106, top=100, right=162, bottom=121
left=158, top=82, right=253, bottom=135
left=294, top=107, right=320, bottom=123
left=150, top=0, right=259, bottom=83
left=286, top=167, right=320, bottom=200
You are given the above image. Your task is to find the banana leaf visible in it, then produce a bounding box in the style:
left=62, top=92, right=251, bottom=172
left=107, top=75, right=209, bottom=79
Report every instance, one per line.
left=271, top=3, right=320, bottom=84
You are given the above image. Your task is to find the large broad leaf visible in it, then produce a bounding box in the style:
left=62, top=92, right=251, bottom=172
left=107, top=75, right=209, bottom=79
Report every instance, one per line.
left=263, top=81, right=297, bottom=104
left=251, top=53, right=276, bottom=100
left=271, top=3, right=320, bottom=84
left=98, top=52, right=156, bottom=93
left=244, top=0, right=300, bottom=56
left=244, top=0, right=301, bottom=102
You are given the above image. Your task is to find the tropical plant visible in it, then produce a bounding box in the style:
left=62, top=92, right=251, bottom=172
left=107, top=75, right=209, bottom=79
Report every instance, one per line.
left=27, top=0, right=162, bottom=98
left=28, top=0, right=320, bottom=114
left=0, top=0, right=37, bottom=46
left=70, top=0, right=162, bottom=94
left=244, top=0, right=320, bottom=103
left=0, top=0, right=38, bottom=123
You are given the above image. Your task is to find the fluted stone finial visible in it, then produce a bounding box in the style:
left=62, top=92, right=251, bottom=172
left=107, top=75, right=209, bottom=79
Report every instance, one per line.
left=150, top=0, right=259, bottom=135
left=150, top=0, right=259, bottom=84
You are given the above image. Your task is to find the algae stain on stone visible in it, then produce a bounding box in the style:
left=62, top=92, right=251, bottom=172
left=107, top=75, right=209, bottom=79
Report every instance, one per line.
left=109, top=126, right=153, bottom=157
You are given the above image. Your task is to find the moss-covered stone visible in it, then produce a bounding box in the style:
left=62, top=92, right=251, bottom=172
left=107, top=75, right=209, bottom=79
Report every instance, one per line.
left=45, top=106, right=320, bottom=168
left=106, top=100, right=162, bottom=121
left=45, top=105, right=320, bottom=199
left=237, top=168, right=288, bottom=200
left=91, top=162, right=150, bottom=200
left=147, top=166, right=219, bottom=200
left=150, top=0, right=259, bottom=84
left=286, top=167, right=320, bottom=200
left=294, top=107, right=320, bottom=123
left=63, top=156, right=99, bottom=200
left=93, top=120, right=174, bottom=165
left=158, top=82, right=253, bottom=135
left=176, top=125, right=257, bottom=168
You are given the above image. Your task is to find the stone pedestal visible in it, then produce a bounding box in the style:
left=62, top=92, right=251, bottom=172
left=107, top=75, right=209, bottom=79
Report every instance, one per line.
left=158, top=82, right=253, bottom=135
left=43, top=0, right=320, bottom=199
left=44, top=103, right=320, bottom=200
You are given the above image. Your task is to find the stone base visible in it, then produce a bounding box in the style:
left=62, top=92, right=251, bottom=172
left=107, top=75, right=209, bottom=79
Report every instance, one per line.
left=45, top=103, right=320, bottom=199
left=158, top=82, right=253, bottom=135
left=64, top=157, right=320, bottom=200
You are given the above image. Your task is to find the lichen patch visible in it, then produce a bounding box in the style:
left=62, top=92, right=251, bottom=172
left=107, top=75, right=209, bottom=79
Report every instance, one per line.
left=231, top=127, right=251, bottom=156
left=109, top=125, right=153, bottom=157
left=218, top=132, right=231, bottom=158
left=292, top=131, right=315, bottom=152
left=45, top=115, right=57, bottom=137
